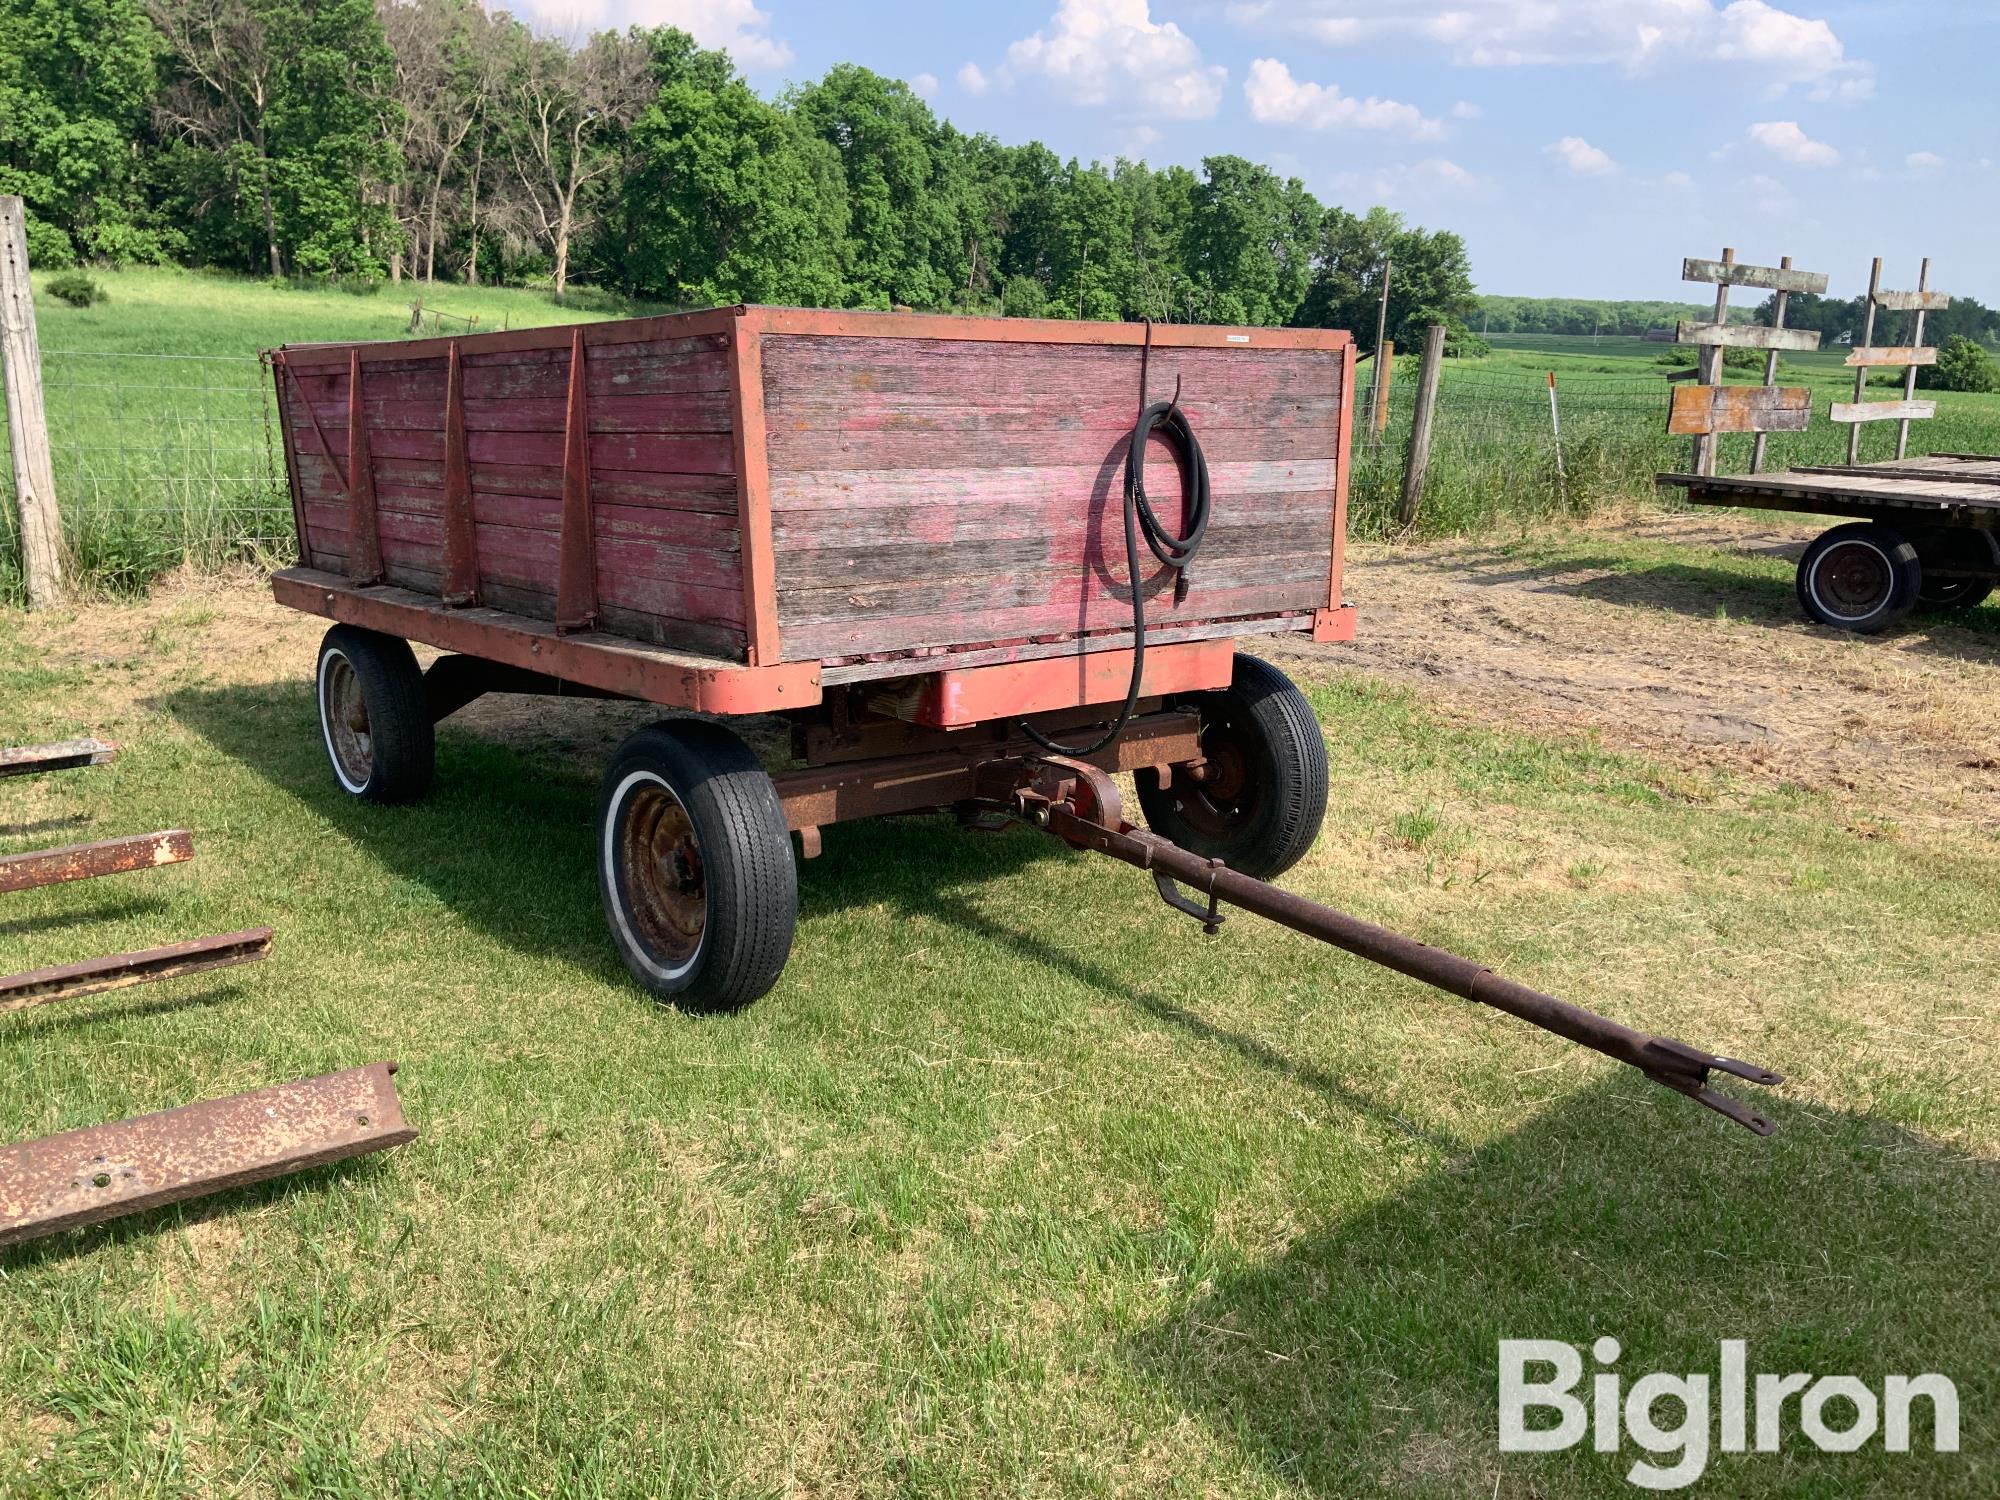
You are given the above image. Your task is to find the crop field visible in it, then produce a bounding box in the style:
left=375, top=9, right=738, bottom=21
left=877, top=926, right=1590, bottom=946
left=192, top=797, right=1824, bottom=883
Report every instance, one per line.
left=2, top=506, right=1996, bottom=1496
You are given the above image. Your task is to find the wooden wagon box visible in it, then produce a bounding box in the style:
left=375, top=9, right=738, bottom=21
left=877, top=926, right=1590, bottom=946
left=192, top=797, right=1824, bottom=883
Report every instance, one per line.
left=270, top=306, right=1354, bottom=717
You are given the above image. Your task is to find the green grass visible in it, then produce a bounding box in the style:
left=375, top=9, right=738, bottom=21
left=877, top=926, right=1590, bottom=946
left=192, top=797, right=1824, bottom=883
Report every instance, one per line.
left=1, top=268, right=677, bottom=601
left=1, top=593, right=1995, bottom=1497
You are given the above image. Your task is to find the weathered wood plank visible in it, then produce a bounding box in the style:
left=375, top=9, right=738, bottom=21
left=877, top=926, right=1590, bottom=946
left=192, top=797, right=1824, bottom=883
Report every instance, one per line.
left=766, top=420, right=1317, bottom=473
left=1682, top=258, right=1828, bottom=295
left=1829, top=400, right=1937, bottom=424
left=768, top=459, right=1339, bottom=512
left=1842, top=346, right=1937, bottom=367
left=780, top=576, right=1326, bottom=661
left=772, top=490, right=1332, bottom=551
left=1872, top=290, right=1950, bottom=312
left=774, top=519, right=1325, bottom=590
left=1666, top=384, right=1811, bottom=436
left=1675, top=321, right=1821, bottom=352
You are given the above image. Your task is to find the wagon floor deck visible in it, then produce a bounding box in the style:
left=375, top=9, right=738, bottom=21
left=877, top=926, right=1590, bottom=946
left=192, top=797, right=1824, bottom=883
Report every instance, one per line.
left=1659, top=453, right=2000, bottom=523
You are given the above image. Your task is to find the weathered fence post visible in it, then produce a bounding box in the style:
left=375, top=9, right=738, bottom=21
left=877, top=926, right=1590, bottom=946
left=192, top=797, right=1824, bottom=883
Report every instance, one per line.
left=1368, top=258, right=1392, bottom=434
left=1373, top=339, right=1395, bottom=435
left=1397, top=325, right=1446, bottom=528
left=1690, top=246, right=1732, bottom=477
left=0, top=195, right=63, bottom=607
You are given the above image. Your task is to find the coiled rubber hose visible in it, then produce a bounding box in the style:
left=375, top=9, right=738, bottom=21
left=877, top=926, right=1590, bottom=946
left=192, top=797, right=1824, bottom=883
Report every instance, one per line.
left=1021, top=391, right=1211, bottom=757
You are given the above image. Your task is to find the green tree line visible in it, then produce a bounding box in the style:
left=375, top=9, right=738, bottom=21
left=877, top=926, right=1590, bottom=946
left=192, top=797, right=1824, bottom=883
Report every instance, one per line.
left=0, top=0, right=1478, bottom=344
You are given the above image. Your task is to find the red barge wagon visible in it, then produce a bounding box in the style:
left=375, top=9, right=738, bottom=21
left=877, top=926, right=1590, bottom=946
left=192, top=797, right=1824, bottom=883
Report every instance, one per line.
left=267, top=305, right=1780, bottom=1132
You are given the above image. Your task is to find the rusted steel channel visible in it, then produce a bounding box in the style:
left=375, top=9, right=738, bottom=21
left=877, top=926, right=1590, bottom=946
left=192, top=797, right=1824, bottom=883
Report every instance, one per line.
left=991, top=758, right=1782, bottom=1134
left=0, top=928, right=274, bottom=1015
left=0, top=1063, right=414, bottom=1248
left=0, top=739, right=117, bottom=778
left=0, top=829, right=194, bottom=894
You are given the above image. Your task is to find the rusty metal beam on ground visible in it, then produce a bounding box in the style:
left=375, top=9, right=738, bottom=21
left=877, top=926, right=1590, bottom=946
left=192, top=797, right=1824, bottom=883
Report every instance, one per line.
left=0, top=829, right=193, bottom=895
left=0, top=1062, right=414, bottom=1248
left=0, top=927, right=273, bottom=1015
left=0, top=739, right=117, bottom=778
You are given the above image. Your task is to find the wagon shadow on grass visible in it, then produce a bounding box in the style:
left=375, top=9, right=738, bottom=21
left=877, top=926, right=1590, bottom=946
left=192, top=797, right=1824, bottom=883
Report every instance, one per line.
left=162, top=679, right=1080, bottom=986
left=1122, top=1076, right=2000, bottom=1498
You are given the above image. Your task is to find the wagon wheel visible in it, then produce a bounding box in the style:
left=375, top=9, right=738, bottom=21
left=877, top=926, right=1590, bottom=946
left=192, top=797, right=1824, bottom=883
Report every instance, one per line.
left=1795, top=523, right=1920, bottom=635
left=1910, top=527, right=2000, bottom=611
left=1134, top=654, right=1328, bottom=880
left=315, top=625, right=433, bottom=803
left=598, top=721, right=796, bottom=1012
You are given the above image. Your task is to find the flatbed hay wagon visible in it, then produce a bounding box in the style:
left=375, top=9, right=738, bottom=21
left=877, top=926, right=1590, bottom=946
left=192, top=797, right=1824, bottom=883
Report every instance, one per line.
left=1659, top=453, right=2000, bottom=632
left=268, top=305, right=1780, bottom=1133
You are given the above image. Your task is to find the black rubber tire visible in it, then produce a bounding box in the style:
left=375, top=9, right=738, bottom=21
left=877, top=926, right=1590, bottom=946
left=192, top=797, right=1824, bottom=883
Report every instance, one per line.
left=1134, top=654, right=1328, bottom=879
left=597, top=720, right=796, bottom=1013
left=1910, top=527, right=2000, bottom=611
left=1796, top=523, right=1920, bottom=634
left=315, top=625, right=434, bottom=804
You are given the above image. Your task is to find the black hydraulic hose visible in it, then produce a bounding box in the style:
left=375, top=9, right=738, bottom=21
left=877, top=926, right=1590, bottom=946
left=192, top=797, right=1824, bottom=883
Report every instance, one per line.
left=1021, top=348, right=1211, bottom=757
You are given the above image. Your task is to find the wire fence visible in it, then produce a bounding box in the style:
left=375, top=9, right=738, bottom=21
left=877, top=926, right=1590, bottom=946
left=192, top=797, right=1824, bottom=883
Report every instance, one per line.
left=0, top=350, right=294, bottom=598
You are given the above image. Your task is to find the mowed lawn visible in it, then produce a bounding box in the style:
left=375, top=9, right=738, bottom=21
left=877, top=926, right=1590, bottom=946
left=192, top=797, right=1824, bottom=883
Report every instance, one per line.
left=1, top=576, right=1997, bottom=1499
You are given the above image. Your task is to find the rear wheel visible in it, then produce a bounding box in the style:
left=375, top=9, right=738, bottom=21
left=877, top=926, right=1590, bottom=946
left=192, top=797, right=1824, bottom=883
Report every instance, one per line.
left=316, top=625, right=433, bottom=803
left=1796, top=523, right=1919, bottom=634
left=1134, top=654, right=1328, bottom=879
left=1911, top=526, right=2000, bottom=611
left=598, top=720, right=796, bottom=1012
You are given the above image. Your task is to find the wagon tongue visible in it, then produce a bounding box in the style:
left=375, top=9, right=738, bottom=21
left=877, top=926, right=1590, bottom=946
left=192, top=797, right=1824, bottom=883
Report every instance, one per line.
left=986, top=754, right=1785, bottom=1136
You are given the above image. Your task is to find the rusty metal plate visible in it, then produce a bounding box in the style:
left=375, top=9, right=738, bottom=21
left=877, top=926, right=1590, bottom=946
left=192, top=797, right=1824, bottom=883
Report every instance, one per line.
left=0, top=1063, right=415, bottom=1248
left=0, top=829, right=194, bottom=894
left=1667, top=384, right=1812, bottom=436
left=0, top=740, right=117, bottom=778
left=0, top=927, right=273, bottom=1015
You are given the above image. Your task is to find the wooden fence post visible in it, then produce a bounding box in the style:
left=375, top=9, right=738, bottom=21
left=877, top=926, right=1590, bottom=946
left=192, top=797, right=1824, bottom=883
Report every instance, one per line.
left=1373, top=339, right=1395, bottom=434
left=1397, top=325, right=1447, bottom=528
left=0, top=195, right=63, bottom=608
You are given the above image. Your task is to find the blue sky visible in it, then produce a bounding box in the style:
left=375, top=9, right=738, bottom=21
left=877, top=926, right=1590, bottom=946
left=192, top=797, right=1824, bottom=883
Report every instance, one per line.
left=523, top=1, right=1999, bottom=305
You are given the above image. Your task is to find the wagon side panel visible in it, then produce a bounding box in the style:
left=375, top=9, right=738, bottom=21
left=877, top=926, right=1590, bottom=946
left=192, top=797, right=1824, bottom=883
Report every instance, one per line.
left=760, top=333, right=1347, bottom=664
left=281, top=330, right=749, bottom=660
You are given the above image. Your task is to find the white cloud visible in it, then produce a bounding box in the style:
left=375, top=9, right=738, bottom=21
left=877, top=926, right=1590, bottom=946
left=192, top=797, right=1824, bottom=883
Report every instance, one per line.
left=1325, top=156, right=1490, bottom=204
left=1450, top=100, right=1481, bottom=119
left=910, top=72, right=939, bottom=100
left=1747, top=119, right=1840, bottom=167
left=1243, top=59, right=1444, bottom=139
left=957, top=62, right=989, bottom=94
left=1548, top=135, right=1616, bottom=175
left=1226, top=1, right=1871, bottom=98
left=524, top=0, right=793, bottom=68
left=1661, top=169, right=1694, bottom=188
left=1004, top=0, right=1226, bottom=119
left=1905, top=150, right=1944, bottom=172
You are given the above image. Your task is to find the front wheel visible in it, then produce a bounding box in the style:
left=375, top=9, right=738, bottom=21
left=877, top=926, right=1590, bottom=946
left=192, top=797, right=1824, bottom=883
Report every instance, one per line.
left=1134, top=654, right=1328, bottom=879
left=597, top=720, right=796, bottom=1012
left=1796, top=523, right=1919, bottom=634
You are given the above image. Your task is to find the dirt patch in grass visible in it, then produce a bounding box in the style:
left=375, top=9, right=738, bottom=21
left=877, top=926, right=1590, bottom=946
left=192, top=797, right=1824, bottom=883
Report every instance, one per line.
left=1266, top=508, right=2000, bottom=830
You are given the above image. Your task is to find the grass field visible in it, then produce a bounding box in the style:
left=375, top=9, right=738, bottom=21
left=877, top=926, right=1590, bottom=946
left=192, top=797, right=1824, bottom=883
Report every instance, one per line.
left=1, top=543, right=1995, bottom=1496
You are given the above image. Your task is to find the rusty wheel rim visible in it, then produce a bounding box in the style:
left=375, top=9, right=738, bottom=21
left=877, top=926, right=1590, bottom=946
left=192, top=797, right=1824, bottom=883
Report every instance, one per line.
left=615, top=775, right=706, bottom=977
left=320, top=652, right=372, bottom=792
left=1812, top=540, right=1892, bottom=620
left=1171, top=712, right=1260, bottom=840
